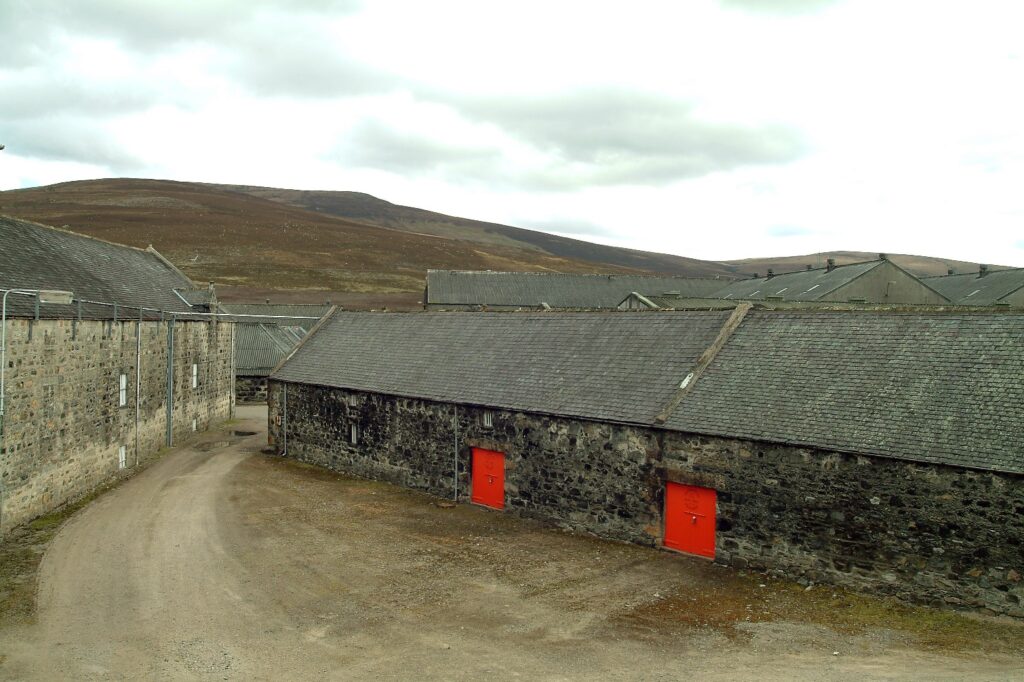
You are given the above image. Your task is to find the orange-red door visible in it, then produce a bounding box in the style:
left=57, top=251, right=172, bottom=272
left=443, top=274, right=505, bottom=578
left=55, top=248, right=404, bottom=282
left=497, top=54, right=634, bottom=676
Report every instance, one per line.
left=664, top=482, right=716, bottom=558
left=471, top=447, right=505, bottom=509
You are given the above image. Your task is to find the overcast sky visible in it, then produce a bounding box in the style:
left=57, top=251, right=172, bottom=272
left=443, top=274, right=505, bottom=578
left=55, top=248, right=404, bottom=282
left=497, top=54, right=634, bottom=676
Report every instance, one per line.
left=2, top=0, right=1023, bottom=265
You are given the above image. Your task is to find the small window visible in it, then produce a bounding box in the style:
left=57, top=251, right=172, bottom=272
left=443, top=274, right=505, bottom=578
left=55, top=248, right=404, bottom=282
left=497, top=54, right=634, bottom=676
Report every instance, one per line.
left=118, top=445, right=126, bottom=470
left=192, top=418, right=197, bottom=432
left=350, top=423, right=359, bottom=445
left=119, top=373, right=127, bottom=407
left=482, top=411, right=494, bottom=428
left=191, top=363, right=198, bottom=388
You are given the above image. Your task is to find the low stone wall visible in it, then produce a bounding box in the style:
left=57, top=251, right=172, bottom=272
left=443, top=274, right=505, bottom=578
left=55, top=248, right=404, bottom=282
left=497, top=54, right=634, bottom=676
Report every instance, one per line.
left=1, top=319, right=234, bottom=535
left=236, top=376, right=268, bottom=404
left=267, top=380, right=1024, bottom=617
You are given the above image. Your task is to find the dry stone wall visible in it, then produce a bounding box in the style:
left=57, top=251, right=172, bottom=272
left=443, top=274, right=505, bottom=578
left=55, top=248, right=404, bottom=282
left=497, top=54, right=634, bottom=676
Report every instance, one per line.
left=1, top=319, right=234, bottom=534
left=267, top=381, right=1024, bottom=617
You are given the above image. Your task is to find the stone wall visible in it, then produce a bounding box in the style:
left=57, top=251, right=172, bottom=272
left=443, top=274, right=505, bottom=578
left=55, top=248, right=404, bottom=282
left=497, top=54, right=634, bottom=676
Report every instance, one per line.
left=1, top=319, right=234, bottom=535
left=236, top=376, right=268, bottom=404
left=267, top=381, right=1024, bottom=616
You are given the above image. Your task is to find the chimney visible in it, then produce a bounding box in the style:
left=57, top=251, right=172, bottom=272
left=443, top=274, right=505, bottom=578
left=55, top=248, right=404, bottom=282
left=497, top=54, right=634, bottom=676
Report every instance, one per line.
left=947, top=268, right=956, bottom=275
left=752, top=272, right=759, bottom=279
left=826, top=258, right=836, bottom=272
left=806, top=264, right=813, bottom=271
left=878, top=253, right=888, bottom=261
left=979, top=264, right=989, bottom=278
left=766, top=268, right=775, bottom=279
left=266, top=298, right=270, bottom=304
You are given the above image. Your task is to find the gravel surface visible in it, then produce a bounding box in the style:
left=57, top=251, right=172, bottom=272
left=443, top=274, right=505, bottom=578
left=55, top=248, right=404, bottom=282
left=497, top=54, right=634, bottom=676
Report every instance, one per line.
left=0, top=406, right=1021, bottom=681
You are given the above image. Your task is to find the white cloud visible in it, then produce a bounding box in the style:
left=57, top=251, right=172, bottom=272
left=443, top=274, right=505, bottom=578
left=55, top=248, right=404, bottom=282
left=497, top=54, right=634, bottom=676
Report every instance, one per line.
left=1, top=0, right=1024, bottom=266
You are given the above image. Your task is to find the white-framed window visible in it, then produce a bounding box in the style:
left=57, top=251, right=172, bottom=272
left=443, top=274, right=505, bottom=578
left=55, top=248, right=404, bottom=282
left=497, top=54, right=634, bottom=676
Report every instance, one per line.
left=118, top=445, right=126, bottom=470
left=482, top=410, right=494, bottom=428
left=350, top=423, right=359, bottom=445
left=191, top=363, right=198, bottom=389
left=119, top=373, right=128, bottom=407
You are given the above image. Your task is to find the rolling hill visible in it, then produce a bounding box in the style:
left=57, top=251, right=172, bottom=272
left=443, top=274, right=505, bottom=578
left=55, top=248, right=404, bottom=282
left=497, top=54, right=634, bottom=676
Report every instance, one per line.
left=0, top=178, right=996, bottom=306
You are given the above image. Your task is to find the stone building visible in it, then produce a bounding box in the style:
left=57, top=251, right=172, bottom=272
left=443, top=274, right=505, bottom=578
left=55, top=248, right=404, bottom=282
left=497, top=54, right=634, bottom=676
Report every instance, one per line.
left=922, top=265, right=1024, bottom=306
left=0, top=216, right=234, bottom=534
left=218, top=303, right=330, bottom=403
left=425, top=270, right=728, bottom=310
left=695, top=257, right=949, bottom=305
left=267, top=308, right=1023, bottom=616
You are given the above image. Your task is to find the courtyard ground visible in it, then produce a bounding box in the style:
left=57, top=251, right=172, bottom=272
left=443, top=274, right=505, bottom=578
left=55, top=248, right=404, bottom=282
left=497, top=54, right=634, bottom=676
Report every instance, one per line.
left=0, top=407, right=1021, bottom=681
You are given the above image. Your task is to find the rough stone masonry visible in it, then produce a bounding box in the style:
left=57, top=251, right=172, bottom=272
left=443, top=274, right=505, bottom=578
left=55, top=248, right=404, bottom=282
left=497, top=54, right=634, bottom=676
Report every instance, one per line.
left=1, top=318, right=234, bottom=534
left=268, top=381, right=1024, bottom=618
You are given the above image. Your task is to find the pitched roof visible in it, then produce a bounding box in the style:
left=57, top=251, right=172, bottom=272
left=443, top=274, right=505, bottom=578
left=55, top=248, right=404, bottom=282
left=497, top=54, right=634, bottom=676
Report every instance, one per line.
left=425, top=270, right=727, bottom=308
left=0, top=215, right=195, bottom=318
left=272, top=311, right=733, bottom=424
left=922, top=268, right=1024, bottom=305
left=273, top=310, right=1024, bottom=474
left=709, top=260, right=886, bottom=301
left=235, top=323, right=307, bottom=375
left=666, top=311, right=1024, bottom=474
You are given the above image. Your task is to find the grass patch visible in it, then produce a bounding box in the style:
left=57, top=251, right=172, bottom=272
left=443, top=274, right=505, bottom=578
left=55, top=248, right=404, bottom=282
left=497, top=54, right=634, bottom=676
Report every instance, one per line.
left=1, top=493, right=100, bottom=626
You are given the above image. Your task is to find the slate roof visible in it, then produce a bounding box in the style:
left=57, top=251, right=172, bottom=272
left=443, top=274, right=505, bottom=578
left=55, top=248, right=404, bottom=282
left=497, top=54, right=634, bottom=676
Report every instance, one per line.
left=426, top=270, right=727, bottom=308
left=922, top=268, right=1024, bottom=305
left=666, top=311, right=1024, bottom=474
left=274, top=310, right=1024, bottom=474
left=217, top=303, right=330, bottom=330
left=236, top=323, right=307, bottom=375
left=272, top=311, right=732, bottom=424
left=709, top=260, right=887, bottom=301
left=0, top=215, right=195, bottom=318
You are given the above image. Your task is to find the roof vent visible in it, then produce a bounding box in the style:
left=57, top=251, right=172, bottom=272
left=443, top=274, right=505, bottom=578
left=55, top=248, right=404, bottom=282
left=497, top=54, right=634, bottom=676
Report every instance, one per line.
left=979, top=264, right=989, bottom=278
left=766, top=268, right=775, bottom=279
left=878, top=253, right=888, bottom=261
left=826, top=258, right=836, bottom=272
left=947, top=268, right=955, bottom=275
left=765, top=295, right=784, bottom=302
left=806, top=264, right=813, bottom=271
left=662, top=291, right=681, bottom=298
left=752, top=272, right=759, bottom=279
left=847, top=297, right=868, bottom=303
left=265, top=298, right=270, bottom=304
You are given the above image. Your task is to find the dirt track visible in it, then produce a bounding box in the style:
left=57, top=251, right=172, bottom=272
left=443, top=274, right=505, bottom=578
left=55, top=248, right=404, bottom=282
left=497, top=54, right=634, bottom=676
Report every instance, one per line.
left=0, top=407, right=1021, bottom=681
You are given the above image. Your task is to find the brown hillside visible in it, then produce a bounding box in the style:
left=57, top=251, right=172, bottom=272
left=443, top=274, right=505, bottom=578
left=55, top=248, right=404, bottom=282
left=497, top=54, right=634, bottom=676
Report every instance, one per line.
left=0, top=179, right=690, bottom=294
left=0, top=179, right=999, bottom=301
left=224, top=183, right=731, bottom=278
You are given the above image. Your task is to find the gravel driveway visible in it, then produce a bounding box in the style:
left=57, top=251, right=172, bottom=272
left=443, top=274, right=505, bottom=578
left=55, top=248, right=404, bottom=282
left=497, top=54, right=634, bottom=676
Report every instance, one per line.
left=0, top=406, right=1021, bottom=681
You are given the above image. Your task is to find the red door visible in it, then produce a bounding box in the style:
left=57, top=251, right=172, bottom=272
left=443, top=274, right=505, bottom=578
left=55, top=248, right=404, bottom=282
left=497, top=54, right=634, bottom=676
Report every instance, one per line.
left=664, top=482, right=716, bottom=558
left=471, top=447, right=505, bottom=509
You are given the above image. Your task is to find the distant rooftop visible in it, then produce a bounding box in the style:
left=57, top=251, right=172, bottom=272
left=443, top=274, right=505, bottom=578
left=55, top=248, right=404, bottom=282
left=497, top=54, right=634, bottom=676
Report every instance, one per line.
left=922, top=267, right=1024, bottom=305
left=425, top=270, right=728, bottom=309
